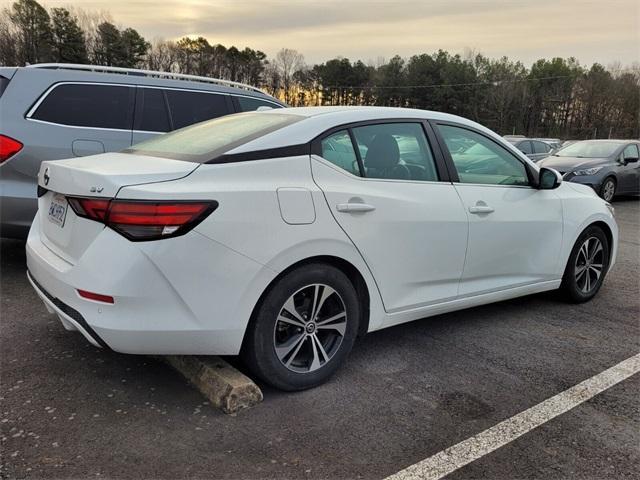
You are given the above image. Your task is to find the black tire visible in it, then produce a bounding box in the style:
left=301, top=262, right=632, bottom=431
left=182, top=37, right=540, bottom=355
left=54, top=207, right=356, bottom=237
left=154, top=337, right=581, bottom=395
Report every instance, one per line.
left=599, top=177, right=616, bottom=202
left=242, top=263, right=360, bottom=391
left=559, top=225, right=610, bottom=303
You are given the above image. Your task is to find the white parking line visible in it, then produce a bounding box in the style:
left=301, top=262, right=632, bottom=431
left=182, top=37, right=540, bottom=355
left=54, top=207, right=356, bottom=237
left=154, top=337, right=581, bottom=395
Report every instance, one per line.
left=386, top=353, right=640, bottom=480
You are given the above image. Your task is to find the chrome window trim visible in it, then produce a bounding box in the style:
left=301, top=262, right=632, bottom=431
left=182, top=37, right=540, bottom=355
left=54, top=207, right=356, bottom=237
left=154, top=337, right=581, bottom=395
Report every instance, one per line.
left=25, top=117, right=132, bottom=133
left=453, top=181, right=534, bottom=190
left=25, top=81, right=282, bottom=132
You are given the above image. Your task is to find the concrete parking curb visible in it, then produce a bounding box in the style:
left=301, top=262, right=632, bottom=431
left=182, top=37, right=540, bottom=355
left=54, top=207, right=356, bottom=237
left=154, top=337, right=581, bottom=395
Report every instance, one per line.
left=163, top=356, right=263, bottom=415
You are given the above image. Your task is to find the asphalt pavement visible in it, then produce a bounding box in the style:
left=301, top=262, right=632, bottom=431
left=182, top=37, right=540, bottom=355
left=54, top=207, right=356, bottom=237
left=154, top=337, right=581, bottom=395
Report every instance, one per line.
left=1, top=197, right=638, bottom=479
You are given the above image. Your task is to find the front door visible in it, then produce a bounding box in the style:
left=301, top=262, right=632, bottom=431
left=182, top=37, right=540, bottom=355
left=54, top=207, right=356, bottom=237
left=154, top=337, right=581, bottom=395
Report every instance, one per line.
left=311, top=121, right=468, bottom=313
left=435, top=122, right=564, bottom=296
left=618, top=144, right=640, bottom=194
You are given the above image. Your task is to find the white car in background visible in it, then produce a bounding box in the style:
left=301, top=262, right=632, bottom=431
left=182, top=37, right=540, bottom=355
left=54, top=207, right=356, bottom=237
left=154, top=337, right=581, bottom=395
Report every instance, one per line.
left=26, top=107, right=618, bottom=390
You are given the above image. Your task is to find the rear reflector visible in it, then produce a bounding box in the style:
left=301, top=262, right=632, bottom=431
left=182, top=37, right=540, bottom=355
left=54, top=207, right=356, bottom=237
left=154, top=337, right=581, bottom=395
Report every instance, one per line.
left=77, top=289, right=114, bottom=304
left=0, top=134, right=23, bottom=163
left=67, top=197, right=218, bottom=241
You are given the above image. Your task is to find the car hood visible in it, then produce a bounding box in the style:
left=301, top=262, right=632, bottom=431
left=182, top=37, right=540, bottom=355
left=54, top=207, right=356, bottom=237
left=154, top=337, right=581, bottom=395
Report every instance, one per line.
left=539, top=156, right=609, bottom=171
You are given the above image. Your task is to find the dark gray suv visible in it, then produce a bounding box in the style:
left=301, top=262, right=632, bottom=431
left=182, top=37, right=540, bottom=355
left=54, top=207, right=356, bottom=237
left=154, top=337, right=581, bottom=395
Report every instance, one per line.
left=0, top=63, right=285, bottom=238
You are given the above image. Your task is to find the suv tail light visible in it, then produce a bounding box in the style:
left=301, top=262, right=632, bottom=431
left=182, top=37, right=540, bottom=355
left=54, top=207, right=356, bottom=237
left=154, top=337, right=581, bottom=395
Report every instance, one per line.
left=0, top=135, right=23, bottom=164
left=67, top=198, right=218, bottom=241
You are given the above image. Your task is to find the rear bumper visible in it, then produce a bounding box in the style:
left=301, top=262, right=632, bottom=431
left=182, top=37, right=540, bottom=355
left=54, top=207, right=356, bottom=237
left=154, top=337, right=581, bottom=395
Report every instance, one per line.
left=27, top=271, right=110, bottom=349
left=26, top=212, right=274, bottom=355
left=0, top=194, right=37, bottom=239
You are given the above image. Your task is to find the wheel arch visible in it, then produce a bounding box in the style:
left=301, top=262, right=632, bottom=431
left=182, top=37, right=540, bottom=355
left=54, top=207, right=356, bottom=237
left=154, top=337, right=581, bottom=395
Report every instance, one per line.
left=244, top=255, right=372, bottom=348
left=590, top=220, right=615, bottom=266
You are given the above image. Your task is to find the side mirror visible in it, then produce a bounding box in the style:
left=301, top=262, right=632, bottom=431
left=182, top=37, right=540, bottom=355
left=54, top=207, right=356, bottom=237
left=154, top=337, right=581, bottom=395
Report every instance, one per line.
left=538, top=167, right=562, bottom=189
left=624, top=155, right=639, bottom=163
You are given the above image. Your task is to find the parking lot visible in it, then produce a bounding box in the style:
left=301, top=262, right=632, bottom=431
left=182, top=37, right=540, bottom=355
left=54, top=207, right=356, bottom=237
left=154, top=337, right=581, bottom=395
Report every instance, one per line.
left=1, top=197, right=638, bottom=479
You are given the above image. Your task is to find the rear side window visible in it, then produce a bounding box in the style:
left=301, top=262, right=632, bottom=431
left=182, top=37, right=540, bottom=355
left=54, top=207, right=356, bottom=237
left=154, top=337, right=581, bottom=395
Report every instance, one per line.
left=0, top=76, right=10, bottom=98
left=165, top=90, right=231, bottom=129
left=31, top=84, right=134, bottom=129
left=353, top=123, right=438, bottom=181
left=236, top=96, right=280, bottom=112
left=134, top=88, right=170, bottom=133
left=517, top=141, right=533, bottom=154
left=320, top=130, right=361, bottom=176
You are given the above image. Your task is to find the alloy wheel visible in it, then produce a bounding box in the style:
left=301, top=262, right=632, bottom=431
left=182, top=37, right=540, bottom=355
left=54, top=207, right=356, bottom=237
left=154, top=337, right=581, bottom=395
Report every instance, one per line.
left=273, top=284, right=347, bottom=373
left=575, top=236, right=604, bottom=293
left=602, top=180, right=615, bottom=202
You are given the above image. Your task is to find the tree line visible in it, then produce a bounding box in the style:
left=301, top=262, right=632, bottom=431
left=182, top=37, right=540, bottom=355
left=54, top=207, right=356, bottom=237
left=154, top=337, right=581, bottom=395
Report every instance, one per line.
left=1, top=0, right=638, bottom=139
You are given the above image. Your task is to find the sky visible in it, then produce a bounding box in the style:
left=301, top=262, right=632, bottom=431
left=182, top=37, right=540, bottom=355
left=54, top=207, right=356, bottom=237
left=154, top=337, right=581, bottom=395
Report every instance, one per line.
left=15, top=0, right=640, bottom=67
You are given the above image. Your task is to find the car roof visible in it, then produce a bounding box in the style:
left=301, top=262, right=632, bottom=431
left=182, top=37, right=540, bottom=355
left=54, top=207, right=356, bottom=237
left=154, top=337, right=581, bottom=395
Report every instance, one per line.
left=20, top=63, right=282, bottom=103
left=228, top=107, right=509, bottom=154
left=570, top=139, right=639, bottom=144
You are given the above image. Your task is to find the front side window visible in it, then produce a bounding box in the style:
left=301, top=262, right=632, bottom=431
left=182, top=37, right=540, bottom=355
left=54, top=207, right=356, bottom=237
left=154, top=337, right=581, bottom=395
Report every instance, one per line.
left=533, top=141, right=551, bottom=154
left=236, top=96, right=281, bottom=112
left=623, top=144, right=639, bottom=159
left=127, top=112, right=301, bottom=163
left=352, top=123, right=438, bottom=181
left=438, top=124, right=529, bottom=186
left=320, top=130, right=361, bottom=176
left=31, top=83, right=134, bottom=129
left=164, top=90, right=231, bottom=129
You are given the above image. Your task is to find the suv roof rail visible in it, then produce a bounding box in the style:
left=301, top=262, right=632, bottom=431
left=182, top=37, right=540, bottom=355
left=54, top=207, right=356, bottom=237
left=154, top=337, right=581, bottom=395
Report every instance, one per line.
left=27, top=63, right=265, bottom=94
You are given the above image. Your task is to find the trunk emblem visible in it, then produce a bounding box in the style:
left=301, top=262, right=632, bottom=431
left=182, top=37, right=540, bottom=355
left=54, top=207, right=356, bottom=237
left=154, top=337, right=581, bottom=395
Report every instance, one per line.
left=43, top=167, right=50, bottom=186
left=90, top=186, right=104, bottom=193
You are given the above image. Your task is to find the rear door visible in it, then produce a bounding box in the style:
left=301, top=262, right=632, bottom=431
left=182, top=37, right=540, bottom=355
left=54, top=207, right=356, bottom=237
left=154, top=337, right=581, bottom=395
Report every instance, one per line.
left=132, top=87, right=233, bottom=144
left=28, top=83, right=135, bottom=159
left=311, top=120, right=468, bottom=313
left=434, top=122, right=563, bottom=296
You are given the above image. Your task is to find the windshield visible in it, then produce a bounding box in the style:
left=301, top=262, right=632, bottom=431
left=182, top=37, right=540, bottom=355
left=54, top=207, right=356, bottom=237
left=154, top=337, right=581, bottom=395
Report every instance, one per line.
left=126, top=112, right=302, bottom=162
left=555, top=141, right=620, bottom=158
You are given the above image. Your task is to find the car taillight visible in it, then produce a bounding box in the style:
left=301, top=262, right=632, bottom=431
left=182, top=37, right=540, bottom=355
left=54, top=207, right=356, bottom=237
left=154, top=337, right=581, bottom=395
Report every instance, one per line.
left=67, top=197, right=110, bottom=221
left=0, top=134, right=23, bottom=164
left=67, top=197, right=218, bottom=241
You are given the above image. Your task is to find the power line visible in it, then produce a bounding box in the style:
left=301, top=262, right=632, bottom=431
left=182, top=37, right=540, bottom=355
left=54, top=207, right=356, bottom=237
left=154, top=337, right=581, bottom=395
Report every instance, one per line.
left=323, top=69, right=638, bottom=90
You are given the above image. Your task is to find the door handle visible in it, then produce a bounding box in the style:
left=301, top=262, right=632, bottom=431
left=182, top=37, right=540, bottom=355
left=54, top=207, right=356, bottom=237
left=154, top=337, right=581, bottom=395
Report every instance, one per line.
left=468, top=204, right=495, bottom=214
left=336, top=203, right=376, bottom=213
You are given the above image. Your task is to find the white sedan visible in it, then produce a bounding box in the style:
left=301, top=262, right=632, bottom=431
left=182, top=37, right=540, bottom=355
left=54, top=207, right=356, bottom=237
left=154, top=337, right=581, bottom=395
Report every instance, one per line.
left=26, top=107, right=618, bottom=390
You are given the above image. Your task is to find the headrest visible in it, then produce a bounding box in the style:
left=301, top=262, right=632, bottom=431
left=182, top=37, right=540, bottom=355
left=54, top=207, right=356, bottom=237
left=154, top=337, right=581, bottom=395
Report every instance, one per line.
left=364, top=134, right=399, bottom=169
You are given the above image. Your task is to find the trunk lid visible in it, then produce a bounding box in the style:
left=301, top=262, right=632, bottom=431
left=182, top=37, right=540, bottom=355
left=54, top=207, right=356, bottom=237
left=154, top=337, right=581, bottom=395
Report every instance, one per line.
left=38, top=152, right=198, bottom=198
left=36, top=152, right=198, bottom=264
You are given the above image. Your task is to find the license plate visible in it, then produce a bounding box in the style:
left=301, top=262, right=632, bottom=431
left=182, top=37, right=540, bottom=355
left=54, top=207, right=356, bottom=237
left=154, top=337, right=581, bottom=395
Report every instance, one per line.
left=47, top=194, right=68, bottom=227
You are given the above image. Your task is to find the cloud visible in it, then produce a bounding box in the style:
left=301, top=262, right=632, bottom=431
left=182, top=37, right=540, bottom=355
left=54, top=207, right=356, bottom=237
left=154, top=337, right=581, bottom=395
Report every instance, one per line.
left=35, top=0, right=640, bottom=65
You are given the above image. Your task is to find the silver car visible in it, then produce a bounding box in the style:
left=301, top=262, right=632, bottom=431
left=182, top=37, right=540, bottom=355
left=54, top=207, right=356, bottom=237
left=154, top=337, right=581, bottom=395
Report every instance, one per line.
left=0, top=63, right=285, bottom=238
left=506, top=138, right=555, bottom=162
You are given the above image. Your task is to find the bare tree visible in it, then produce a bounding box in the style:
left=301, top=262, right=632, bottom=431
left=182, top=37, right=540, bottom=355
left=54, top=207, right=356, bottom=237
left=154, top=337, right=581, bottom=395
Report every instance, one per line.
left=273, top=48, right=304, bottom=103
left=145, top=39, right=179, bottom=72
left=0, top=9, right=19, bottom=66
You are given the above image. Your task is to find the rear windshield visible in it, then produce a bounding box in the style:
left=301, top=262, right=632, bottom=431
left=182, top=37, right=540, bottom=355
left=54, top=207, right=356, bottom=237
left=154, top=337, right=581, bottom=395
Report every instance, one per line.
left=125, top=112, right=301, bottom=163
